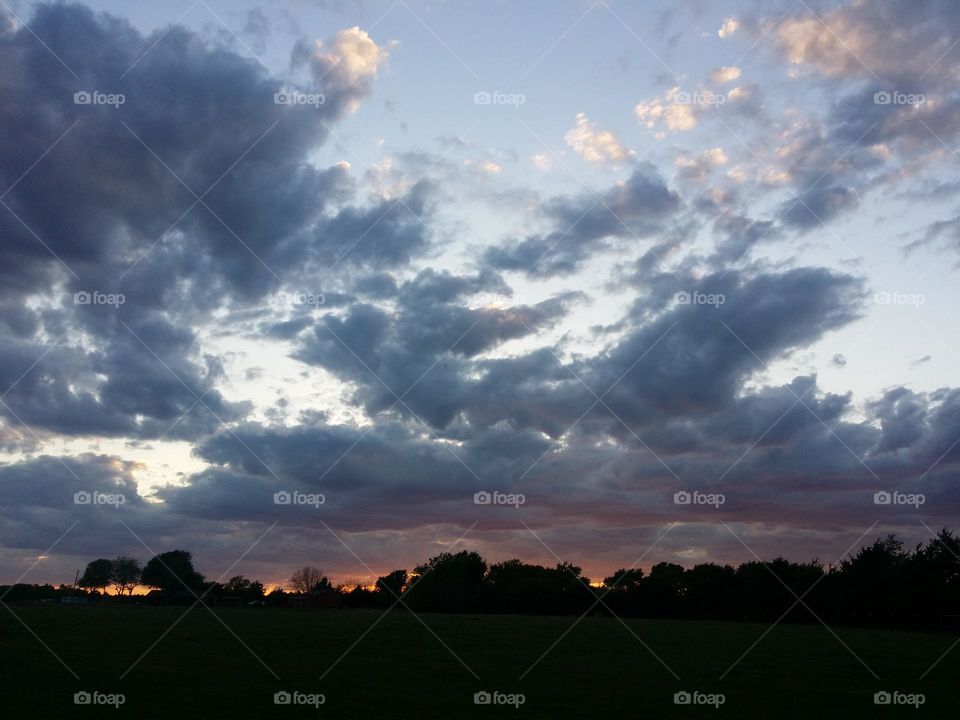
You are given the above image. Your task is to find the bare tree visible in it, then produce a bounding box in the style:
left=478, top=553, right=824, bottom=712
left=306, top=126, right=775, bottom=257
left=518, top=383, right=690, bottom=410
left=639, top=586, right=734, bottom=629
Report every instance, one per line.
left=289, top=566, right=327, bottom=595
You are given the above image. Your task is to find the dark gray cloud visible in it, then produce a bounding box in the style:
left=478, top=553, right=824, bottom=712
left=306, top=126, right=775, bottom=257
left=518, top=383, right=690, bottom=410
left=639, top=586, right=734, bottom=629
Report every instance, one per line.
left=0, top=3, right=411, bottom=440
left=780, top=185, right=860, bottom=229
left=293, top=270, right=583, bottom=428
left=484, top=163, right=680, bottom=277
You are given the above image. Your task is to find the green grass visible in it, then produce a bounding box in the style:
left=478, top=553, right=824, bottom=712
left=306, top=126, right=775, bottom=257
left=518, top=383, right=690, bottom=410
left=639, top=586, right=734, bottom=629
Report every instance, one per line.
left=1, top=606, right=957, bottom=718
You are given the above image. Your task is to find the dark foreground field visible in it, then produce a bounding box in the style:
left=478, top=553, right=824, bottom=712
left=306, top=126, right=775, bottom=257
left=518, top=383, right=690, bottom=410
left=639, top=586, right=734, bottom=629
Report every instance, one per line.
left=1, top=606, right=957, bottom=718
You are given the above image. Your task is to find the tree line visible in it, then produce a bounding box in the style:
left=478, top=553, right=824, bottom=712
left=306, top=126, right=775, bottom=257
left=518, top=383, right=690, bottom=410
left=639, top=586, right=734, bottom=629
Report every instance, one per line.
left=3, top=530, right=958, bottom=628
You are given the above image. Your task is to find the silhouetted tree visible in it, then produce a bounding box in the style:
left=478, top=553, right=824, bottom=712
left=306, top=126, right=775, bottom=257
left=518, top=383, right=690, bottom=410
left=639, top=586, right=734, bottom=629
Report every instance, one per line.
left=684, top=563, right=737, bottom=619
left=110, top=556, right=142, bottom=596
left=837, top=534, right=906, bottom=623
left=407, top=551, right=487, bottom=612
left=78, top=559, right=113, bottom=594
left=289, top=566, right=330, bottom=595
left=602, top=568, right=645, bottom=590
left=902, top=529, right=960, bottom=623
left=59, top=528, right=960, bottom=627
left=645, top=562, right=686, bottom=616
left=375, top=569, right=407, bottom=600
left=265, top=588, right=287, bottom=607
left=141, top=550, right=204, bottom=592
left=222, top=575, right=265, bottom=601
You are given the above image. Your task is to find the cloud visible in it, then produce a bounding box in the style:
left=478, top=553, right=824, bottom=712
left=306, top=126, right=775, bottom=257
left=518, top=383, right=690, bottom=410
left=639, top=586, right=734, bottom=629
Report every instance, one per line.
left=710, top=66, right=742, bottom=84
left=2, top=1, right=959, bottom=588
left=464, top=159, right=502, bottom=175
left=780, top=186, right=860, bottom=229
left=718, top=17, right=738, bottom=38
left=292, top=271, right=583, bottom=427
left=675, top=147, right=728, bottom=182
left=634, top=87, right=720, bottom=133
left=564, top=113, right=634, bottom=165
left=768, top=3, right=960, bottom=84
left=484, top=163, right=680, bottom=276
left=913, top=213, right=960, bottom=262
left=0, top=4, right=405, bottom=440
left=305, top=26, right=390, bottom=112
left=531, top=153, right=552, bottom=171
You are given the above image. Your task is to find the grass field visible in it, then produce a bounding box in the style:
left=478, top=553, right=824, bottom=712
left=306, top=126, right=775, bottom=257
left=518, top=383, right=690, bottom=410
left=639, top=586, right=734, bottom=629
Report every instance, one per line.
left=1, top=606, right=957, bottom=718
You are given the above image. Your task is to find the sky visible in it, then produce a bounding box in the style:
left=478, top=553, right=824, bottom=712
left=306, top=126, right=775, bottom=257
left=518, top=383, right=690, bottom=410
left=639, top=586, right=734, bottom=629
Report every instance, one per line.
left=0, top=0, right=958, bottom=589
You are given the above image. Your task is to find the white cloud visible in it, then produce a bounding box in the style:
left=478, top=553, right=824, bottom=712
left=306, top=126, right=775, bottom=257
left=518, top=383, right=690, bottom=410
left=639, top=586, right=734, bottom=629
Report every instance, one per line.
left=726, top=165, right=747, bottom=183
left=464, top=159, right=503, bottom=175
left=702, top=147, right=728, bottom=165
left=718, top=17, right=738, bottom=38
left=763, top=169, right=791, bottom=184
left=727, top=84, right=756, bottom=102
left=310, top=27, right=389, bottom=111
left=531, top=153, right=552, bottom=171
left=564, top=113, right=634, bottom=165
left=710, top=66, right=742, bottom=85
left=635, top=87, right=699, bottom=133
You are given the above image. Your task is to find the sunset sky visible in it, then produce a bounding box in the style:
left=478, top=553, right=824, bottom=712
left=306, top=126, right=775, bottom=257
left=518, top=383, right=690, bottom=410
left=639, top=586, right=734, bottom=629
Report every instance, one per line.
left=1, top=0, right=958, bottom=588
